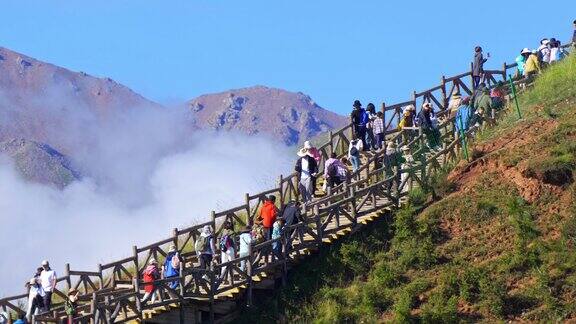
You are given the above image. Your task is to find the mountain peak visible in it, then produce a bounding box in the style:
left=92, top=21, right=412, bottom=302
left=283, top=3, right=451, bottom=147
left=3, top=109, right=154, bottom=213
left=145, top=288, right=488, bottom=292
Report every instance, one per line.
left=187, top=86, right=347, bottom=145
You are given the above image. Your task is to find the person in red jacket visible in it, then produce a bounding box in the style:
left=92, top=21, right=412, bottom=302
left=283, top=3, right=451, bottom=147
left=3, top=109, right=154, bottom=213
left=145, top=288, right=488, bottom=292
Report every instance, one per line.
left=257, top=195, right=278, bottom=240
left=140, top=259, right=160, bottom=304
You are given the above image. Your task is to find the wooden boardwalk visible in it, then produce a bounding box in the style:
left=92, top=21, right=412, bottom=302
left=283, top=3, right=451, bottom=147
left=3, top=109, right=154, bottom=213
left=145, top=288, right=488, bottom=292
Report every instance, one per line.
left=1, top=46, right=555, bottom=324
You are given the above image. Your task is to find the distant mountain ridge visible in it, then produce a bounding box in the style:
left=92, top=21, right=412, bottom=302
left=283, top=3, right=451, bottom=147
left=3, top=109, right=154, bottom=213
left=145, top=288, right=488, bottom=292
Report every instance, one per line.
left=0, top=138, right=80, bottom=188
left=0, top=46, right=348, bottom=187
left=187, top=85, right=348, bottom=145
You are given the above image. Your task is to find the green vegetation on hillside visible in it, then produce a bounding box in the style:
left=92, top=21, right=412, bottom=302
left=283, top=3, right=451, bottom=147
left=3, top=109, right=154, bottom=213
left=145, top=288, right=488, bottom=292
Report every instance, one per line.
left=240, top=54, right=576, bottom=323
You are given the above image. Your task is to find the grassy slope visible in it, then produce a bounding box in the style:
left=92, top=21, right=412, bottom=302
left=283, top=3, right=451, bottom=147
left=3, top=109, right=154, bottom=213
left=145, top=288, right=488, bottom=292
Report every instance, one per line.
left=239, top=55, right=576, bottom=323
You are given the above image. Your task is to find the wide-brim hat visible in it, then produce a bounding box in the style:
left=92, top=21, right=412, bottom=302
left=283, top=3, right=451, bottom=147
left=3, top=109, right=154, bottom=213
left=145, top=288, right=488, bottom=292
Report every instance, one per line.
left=404, top=104, right=416, bottom=112
left=521, top=48, right=531, bottom=54
left=303, top=141, right=312, bottom=149
left=297, top=148, right=311, bottom=157
left=353, top=100, right=362, bottom=108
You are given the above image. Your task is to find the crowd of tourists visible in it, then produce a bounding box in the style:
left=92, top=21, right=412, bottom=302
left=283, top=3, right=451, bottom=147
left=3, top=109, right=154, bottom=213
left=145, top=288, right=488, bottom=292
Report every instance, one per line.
left=13, top=22, right=575, bottom=324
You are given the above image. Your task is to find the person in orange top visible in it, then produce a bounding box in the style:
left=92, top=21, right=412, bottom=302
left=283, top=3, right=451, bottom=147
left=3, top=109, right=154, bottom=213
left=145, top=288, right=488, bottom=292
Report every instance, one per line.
left=257, top=195, right=278, bottom=240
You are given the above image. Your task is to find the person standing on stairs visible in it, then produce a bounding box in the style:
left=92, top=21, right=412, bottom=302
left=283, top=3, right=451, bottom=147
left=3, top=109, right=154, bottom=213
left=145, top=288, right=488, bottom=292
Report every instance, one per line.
left=196, top=225, right=217, bottom=272
left=516, top=48, right=531, bottom=78
left=372, top=111, right=385, bottom=150
left=271, top=218, right=285, bottom=260
left=417, top=103, right=441, bottom=151
left=348, top=139, right=362, bottom=173
left=365, top=103, right=377, bottom=150
left=472, top=46, right=489, bottom=88
left=163, top=245, right=183, bottom=290
left=238, top=226, right=253, bottom=272
left=324, top=152, right=348, bottom=190
left=448, top=91, right=462, bottom=119
left=25, top=277, right=44, bottom=322
left=384, top=142, right=405, bottom=193
left=64, top=288, right=79, bottom=324
left=39, top=260, right=57, bottom=312
left=537, top=39, right=551, bottom=68
left=258, top=195, right=279, bottom=241
left=400, top=146, right=415, bottom=193
left=218, top=222, right=236, bottom=284
left=295, top=148, right=318, bottom=203
left=350, top=100, right=368, bottom=150
left=474, top=85, right=494, bottom=127
left=524, top=50, right=541, bottom=80
left=141, top=259, right=161, bottom=304
left=303, top=141, right=321, bottom=197
left=398, top=105, right=416, bottom=145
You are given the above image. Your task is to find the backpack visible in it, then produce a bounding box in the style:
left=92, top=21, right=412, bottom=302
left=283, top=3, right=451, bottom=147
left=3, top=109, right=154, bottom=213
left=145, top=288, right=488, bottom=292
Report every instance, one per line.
left=349, top=146, right=359, bottom=157
left=327, top=163, right=338, bottom=178
left=195, top=235, right=210, bottom=253
left=219, top=234, right=234, bottom=252
left=251, top=225, right=264, bottom=243
left=360, top=110, right=370, bottom=125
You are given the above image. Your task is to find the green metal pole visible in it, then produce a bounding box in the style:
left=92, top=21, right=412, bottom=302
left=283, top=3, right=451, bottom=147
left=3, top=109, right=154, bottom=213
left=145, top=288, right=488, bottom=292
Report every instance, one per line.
left=458, top=114, right=469, bottom=161
left=508, top=74, right=522, bottom=119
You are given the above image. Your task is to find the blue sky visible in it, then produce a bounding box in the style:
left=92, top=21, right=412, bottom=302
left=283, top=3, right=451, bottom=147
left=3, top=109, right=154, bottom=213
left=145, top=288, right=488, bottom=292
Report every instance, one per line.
left=0, top=1, right=574, bottom=115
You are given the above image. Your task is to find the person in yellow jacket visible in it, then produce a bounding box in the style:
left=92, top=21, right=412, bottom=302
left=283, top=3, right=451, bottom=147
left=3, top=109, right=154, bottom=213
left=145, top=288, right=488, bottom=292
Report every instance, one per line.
left=524, top=50, right=541, bottom=79
left=398, top=105, right=416, bottom=144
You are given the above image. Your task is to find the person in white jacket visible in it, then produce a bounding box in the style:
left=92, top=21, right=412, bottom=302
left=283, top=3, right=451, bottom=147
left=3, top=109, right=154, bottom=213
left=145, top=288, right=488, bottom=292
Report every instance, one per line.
left=238, top=226, right=253, bottom=272
left=26, top=277, right=45, bottom=321
left=348, top=139, right=363, bottom=172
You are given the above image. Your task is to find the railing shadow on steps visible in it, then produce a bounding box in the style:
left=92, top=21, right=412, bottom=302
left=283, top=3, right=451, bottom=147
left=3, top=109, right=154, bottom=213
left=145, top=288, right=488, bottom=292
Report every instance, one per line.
left=2, top=42, right=572, bottom=324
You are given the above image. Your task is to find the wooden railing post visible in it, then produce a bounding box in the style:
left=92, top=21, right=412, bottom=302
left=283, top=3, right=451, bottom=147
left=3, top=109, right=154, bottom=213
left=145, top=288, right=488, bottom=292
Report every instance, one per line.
left=245, top=193, right=251, bottom=225
left=470, top=62, right=476, bottom=90
left=211, top=210, right=217, bottom=233
left=441, top=75, right=447, bottom=110
left=328, top=130, right=334, bottom=154
left=278, top=175, right=285, bottom=210
left=502, top=62, right=508, bottom=80
left=246, top=243, right=253, bottom=307
left=64, top=263, right=71, bottom=291
left=90, top=292, right=96, bottom=324
left=133, top=277, right=142, bottom=316
left=133, top=245, right=139, bottom=277
left=172, top=228, right=179, bottom=249
left=314, top=205, right=322, bottom=247
left=349, top=186, right=357, bottom=227
left=97, top=263, right=103, bottom=290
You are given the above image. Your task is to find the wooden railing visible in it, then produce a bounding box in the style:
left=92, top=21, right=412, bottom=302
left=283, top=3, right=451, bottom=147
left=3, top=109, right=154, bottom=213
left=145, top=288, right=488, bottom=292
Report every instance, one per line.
left=2, top=43, right=572, bottom=323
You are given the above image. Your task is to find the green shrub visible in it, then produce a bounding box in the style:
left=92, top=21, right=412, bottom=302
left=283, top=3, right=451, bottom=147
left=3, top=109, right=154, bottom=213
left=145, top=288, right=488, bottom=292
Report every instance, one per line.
left=408, top=187, right=427, bottom=207
left=394, top=237, right=437, bottom=270
left=478, top=275, right=506, bottom=318
left=392, top=278, right=430, bottom=323
left=339, top=241, right=371, bottom=278
left=437, top=268, right=460, bottom=299
left=508, top=198, right=540, bottom=245
left=370, top=261, right=403, bottom=289
left=421, top=294, right=459, bottom=324
left=476, top=199, right=499, bottom=221
left=459, top=267, right=484, bottom=303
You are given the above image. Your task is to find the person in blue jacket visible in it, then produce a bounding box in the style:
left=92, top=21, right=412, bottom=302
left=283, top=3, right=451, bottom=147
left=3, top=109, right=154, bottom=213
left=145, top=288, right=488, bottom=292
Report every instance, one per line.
left=455, top=97, right=472, bottom=134
left=350, top=100, right=369, bottom=149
